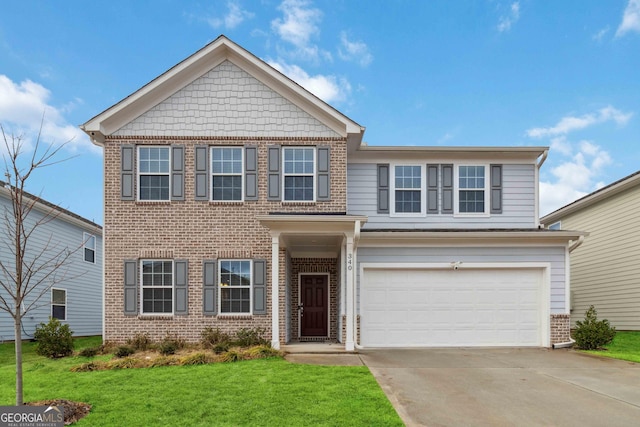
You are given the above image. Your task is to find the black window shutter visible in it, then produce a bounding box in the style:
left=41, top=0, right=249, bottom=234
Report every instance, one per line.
left=253, top=259, right=267, bottom=315
left=171, top=145, right=185, bottom=201
left=490, top=164, right=503, bottom=214
left=377, top=164, right=389, bottom=214
left=202, top=260, right=217, bottom=315
left=123, top=260, right=138, bottom=315
left=267, top=146, right=281, bottom=200
left=245, top=146, right=258, bottom=201
left=121, top=145, right=135, bottom=201
left=174, top=260, right=188, bottom=315
left=442, top=164, right=453, bottom=214
left=427, top=164, right=439, bottom=214
left=194, top=146, right=209, bottom=201
left=316, top=146, right=330, bottom=201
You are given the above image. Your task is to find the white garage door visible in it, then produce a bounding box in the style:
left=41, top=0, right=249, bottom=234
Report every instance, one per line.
left=361, top=268, right=543, bottom=347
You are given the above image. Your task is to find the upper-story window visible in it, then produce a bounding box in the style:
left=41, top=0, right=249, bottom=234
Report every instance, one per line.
left=138, top=147, right=170, bottom=201
left=141, top=260, right=173, bottom=315
left=211, top=147, right=243, bottom=201
left=283, top=147, right=315, bottom=201
left=83, top=233, right=96, bottom=263
left=394, top=166, right=422, bottom=213
left=548, top=221, right=561, bottom=230
left=457, top=165, right=488, bottom=214
left=219, top=260, right=252, bottom=314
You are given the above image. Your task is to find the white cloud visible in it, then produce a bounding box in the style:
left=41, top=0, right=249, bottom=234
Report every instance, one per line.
left=207, top=1, right=254, bottom=30
left=616, top=0, right=640, bottom=37
left=0, top=75, right=94, bottom=154
left=550, top=136, right=572, bottom=156
left=267, top=60, right=350, bottom=104
left=338, top=32, right=373, bottom=67
left=526, top=106, right=633, bottom=138
left=272, top=0, right=322, bottom=48
left=592, top=26, right=609, bottom=42
left=497, top=2, right=520, bottom=33
left=539, top=140, right=612, bottom=215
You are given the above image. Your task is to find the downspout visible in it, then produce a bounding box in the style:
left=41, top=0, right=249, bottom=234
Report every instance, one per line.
left=535, top=150, right=549, bottom=228
left=553, top=234, right=585, bottom=349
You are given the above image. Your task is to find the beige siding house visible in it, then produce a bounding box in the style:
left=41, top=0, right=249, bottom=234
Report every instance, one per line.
left=541, top=171, right=640, bottom=330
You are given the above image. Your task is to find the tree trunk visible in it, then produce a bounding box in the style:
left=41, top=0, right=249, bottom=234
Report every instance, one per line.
left=14, top=316, right=23, bottom=406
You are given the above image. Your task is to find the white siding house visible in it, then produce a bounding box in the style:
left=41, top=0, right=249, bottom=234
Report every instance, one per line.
left=0, top=183, right=102, bottom=342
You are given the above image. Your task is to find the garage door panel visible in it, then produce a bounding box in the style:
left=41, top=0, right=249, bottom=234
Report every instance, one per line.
left=361, top=268, right=543, bottom=347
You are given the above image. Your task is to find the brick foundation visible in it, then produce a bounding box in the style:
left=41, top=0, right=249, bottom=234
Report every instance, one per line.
left=550, top=314, right=571, bottom=345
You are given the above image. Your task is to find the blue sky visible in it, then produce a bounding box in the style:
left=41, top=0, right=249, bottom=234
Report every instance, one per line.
left=1, top=0, right=639, bottom=224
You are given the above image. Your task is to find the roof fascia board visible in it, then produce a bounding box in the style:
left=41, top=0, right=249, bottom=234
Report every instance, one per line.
left=348, top=146, right=547, bottom=163
left=541, top=173, right=640, bottom=223
left=358, top=230, right=585, bottom=246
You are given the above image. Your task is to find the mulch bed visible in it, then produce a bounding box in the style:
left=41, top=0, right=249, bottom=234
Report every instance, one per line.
left=26, top=399, right=91, bottom=425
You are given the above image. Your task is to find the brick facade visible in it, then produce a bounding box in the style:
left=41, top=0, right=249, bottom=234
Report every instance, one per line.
left=550, top=314, right=571, bottom=345
left=104, top=138, right=347, bottom=343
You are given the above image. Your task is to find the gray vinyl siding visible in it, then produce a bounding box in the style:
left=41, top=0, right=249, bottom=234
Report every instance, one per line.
left=0, top=194, right=102, bottom=341
left=356, top=246, right=566, bottom=314
left=558, top=185, right=640, bottom=330
left=347, top=163, right=536, bottom=229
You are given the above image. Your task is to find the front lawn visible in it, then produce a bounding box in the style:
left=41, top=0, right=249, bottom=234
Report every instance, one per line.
left=582, top=331, right=640, bottom=363
left=0, top=337, right=402, bottom=426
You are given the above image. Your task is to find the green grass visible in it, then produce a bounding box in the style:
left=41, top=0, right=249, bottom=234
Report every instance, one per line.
left=583, top=331, right=640, bottom=363
left=0, top=337, right=402, bottom=426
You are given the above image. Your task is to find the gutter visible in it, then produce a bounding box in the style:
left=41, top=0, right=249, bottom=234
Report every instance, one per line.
left=568, top=235, right=585, bottom=253
left=537, top=149, right=549, bottom=169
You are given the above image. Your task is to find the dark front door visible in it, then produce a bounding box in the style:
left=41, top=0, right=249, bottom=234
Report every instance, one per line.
left=300, top=275, right=328, bottom=337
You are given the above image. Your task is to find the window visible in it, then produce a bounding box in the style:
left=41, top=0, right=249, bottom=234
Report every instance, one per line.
left=138, top=147, right=170, bottom=201
left=83, top=233, right=96, bottom=263
left=283, top=147, right=315, bottom=201
left=141, top=260, right=173, bottom=314
left=458, top=165, right=487, bottom=213
left=549, top=221, right=561, bottom=230
left=52, top=288, right=66, bottom=320
left=219, top=260, right=252, bottom=314
left=211, top=147, right=243, bottom=201
left=394, top=165, right=422, bottom=213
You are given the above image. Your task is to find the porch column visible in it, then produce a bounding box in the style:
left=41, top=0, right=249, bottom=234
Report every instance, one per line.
left=345, top=234, right=355, bottom=351
left=270, top=233, right=281, bottom=349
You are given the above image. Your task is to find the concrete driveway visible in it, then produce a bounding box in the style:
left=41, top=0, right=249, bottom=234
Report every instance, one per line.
left=359, top=348, right=640, bottom=427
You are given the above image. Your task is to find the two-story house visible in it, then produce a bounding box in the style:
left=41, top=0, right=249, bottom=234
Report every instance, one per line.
left=0, top=182, right=102, bottom=341
left=81, top=36, right=583, bottom=350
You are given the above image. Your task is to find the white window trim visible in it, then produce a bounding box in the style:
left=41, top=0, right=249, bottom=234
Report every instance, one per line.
left=454, top=163, right=490, bottom=217
left=282, top=146, right=316, bottom=203
left=548, top=221, right=561, bottom=230
left=210, top=146, right=244, bottom=202
left=137, top=146, right=171, bottom=202
left=218, top=259, right=253, bottom=316
left=139, top=259, right=174, bottom=316
left=390, top=163, right=426, bottom=217
left=51, top=288, right=67, bottom=321
left=83, top=232, right=96, bottom=264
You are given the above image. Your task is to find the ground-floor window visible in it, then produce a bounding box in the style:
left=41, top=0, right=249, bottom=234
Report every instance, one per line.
left=51, top=288, right=66, bottom=320
left=141, top=260, right=173, bottom=314
left=219, top=260, right=252, bottom=314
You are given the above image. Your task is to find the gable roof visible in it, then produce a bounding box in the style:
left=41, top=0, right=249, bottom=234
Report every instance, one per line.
left=541, top=170, right=640, bottom=224
left=81, top=35, right=364, bottom=147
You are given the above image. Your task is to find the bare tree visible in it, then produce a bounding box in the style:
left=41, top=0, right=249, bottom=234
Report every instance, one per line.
left=0, top=122, right=78, bottom=405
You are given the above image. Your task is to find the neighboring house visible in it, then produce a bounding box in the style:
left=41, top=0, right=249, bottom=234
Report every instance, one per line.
left=0, top=182, right=103, bottom=342
left=81, top=35, right=583, bottom=350
left=541, top=171, right=640, bottom=330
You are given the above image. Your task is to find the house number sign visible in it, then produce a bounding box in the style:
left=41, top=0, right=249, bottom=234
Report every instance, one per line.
left=347, top=253, right=353, bottom=271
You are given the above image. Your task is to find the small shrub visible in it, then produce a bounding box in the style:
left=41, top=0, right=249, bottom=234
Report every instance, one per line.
left=574, top=305, right=616, bottom=350
left=201, top=327, right=231, bottom=349
left=159, top=341, right=177, bottom=356
left=78, top=347, right=100, bottom=358
left=234, top=327, right=268, bottom=347
left=127, top=333, right=152, bottom=351
left=247, top=345, right=281, bottom=359
left=108, top=357, right=137, bottom=369
left=213, top=342, right=230, bottom=354
left=33, top=317, right=74, bottom=359
left=70, top=362, right=103, bottom=372
left=220, top=349, right=244, bottom=362
left=180, top=352, right=210, bottom=365
left=114, top=345, right=135, bottom=358
left=149, top=356, right=179, bottom=368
